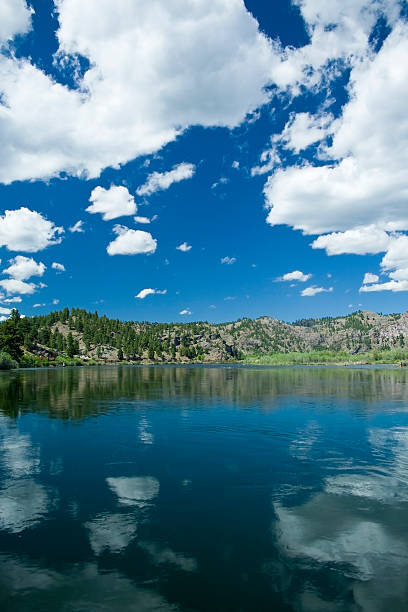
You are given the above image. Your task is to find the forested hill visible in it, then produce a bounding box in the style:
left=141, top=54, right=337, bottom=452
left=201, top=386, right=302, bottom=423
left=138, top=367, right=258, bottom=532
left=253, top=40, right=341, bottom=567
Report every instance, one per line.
left=2, top=307, right=408, bottom=366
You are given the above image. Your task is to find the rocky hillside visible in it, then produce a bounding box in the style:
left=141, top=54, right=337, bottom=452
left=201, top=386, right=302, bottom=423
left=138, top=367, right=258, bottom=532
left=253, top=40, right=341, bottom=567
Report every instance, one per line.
left=5, top=307, right=408, bottom=363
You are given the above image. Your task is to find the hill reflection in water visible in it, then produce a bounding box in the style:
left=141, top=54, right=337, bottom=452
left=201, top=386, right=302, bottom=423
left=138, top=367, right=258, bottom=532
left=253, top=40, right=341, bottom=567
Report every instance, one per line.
left=1, top=365, right=408, bottom=611
left=1, top=364, right=408, bottom=420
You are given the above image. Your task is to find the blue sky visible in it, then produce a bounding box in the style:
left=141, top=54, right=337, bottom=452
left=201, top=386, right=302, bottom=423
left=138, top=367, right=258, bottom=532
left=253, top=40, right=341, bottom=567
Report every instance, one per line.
left=0, top=0, right=407, bottom=323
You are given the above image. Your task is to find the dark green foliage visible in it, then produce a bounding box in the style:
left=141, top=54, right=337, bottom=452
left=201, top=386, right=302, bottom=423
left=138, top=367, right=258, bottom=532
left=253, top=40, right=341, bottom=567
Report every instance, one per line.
left=2, top=306, right=408, bottom=367
left=0, top=351, right=18, bottom=370
left=0, top=309, right=24, bottom=361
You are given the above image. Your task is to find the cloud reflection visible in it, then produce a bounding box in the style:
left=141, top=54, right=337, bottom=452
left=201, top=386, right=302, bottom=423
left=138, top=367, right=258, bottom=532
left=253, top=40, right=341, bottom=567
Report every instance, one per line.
left=273, top=425, right=408, bottom=611
left=0, top=480, right=55, bottom=533
left=0, top=555, right=177, bottom=611
left=107, top=476, right=159, bottom=507
left=85, top=513, right=137, bottom=555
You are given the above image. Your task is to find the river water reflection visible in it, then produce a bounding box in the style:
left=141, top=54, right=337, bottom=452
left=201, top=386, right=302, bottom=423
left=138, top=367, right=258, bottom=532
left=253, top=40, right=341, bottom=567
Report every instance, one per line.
left=1, top=365, right=408, bottom=611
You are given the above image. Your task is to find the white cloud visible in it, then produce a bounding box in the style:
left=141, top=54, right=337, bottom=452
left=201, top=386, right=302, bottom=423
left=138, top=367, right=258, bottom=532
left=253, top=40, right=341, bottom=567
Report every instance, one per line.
left=221, top=256, right=236, bottom=265
left=301, top=285, right=333, bottom=297
left=0, top=208, right=63, bottom=252
left=106, top=225, right=157, bottom=256
left=52, top=298, right=60, bottom=305
left=0, top=0, right=32, bottom=44
left=0, top=279, right=37, bottom=295
left=359, top=236, right=408, bottom=292
left=135, top=288, right=167, bottom=300
left=281, top=112, right=334, bottom=153
left=363, top=272, right=379, bottom=285
left=176, top=242, right=192, bottom=252
left=269, top=0, right=401, bottom=92
left=0, top=307, right=12, bottom=315
left=0, top=0, right=280, bottom=183
left=137, top=163, right=195, bottom=197
left=251, top=147, right=280, bottom=176
left=279, top=270, right=311, bottom=282
left=265, top=24, right=408, bottom=237
left=69, top=220, right=84, bottom=233
left=311, top=226, right=393, bottom=256
left=51, top=262, right=66, bottom=272
left=134, top=216, right=150, bottom=224
left=2, top=297, right=22, bottom=303
left=86, top=185, right=137, bottom=221
left=33, top=303, right=45, bottom=308
left=179, top=309, right=192, bottom=315
left=232, top=160, right=240, bottom=169
left=3, top=256, right=45, bottom=280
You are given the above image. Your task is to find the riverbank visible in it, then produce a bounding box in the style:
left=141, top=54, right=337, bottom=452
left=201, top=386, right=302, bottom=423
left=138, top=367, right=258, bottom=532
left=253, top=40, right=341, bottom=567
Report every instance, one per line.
left=244, top=348, right=408, bottom=366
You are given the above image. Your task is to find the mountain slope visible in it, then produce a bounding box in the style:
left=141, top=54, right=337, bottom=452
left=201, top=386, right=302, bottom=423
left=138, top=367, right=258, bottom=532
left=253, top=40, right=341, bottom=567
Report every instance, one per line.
left=3, top=308, right=408, bottom=364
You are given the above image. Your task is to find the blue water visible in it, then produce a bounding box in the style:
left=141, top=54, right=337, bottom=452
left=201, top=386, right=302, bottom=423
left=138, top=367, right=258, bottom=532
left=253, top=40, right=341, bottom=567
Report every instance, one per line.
left=1, top=365, right=408, bottom=611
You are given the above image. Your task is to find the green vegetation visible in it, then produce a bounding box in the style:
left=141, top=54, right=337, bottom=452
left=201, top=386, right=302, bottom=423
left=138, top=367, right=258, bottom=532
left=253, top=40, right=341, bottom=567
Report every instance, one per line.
left=245, top=348, right=408, bottom=366
left=1, top=306, right=408, bottom=368
left=0, top=309, right=23, bottom=361
left=0, top=351, right=18, bottom=370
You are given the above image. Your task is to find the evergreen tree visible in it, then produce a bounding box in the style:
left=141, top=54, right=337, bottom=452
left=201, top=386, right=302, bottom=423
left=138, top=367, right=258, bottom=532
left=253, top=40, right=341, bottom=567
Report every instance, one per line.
left=66, top=332, right=76, bottom=357
left=0, top=309, right=24, bottom=361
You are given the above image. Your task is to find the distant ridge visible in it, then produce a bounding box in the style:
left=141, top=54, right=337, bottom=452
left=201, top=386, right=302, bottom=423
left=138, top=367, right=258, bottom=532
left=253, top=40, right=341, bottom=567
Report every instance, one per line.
left=2, top=308, right=408, bottom=364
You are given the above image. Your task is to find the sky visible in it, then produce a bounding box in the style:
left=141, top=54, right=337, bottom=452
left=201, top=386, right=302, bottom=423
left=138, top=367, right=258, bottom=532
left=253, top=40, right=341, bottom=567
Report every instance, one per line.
left=0, top=0, right=408, bottom=323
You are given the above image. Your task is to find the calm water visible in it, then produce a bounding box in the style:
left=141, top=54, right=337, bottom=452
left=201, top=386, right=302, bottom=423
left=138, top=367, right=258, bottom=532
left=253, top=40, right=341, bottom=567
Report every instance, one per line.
left=1, top=365, right=408, bottom=611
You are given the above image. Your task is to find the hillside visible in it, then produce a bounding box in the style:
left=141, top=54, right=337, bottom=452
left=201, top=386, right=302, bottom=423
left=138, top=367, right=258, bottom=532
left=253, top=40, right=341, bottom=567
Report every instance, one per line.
left=2, top=308, right=408, bottom=366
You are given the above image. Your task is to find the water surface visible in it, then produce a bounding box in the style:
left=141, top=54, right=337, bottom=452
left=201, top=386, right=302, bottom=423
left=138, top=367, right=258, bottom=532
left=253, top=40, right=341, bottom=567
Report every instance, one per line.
left=1, top=365, right=408, bottom=611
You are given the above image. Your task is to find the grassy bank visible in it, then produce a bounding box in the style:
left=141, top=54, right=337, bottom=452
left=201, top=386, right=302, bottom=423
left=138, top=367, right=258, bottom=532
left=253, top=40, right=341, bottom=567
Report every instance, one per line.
left=244, top=348, right=408, bottom=366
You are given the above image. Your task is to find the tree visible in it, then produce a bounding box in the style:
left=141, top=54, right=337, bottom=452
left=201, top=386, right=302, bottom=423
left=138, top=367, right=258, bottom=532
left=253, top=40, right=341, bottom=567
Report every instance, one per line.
left=66, top=332, right=76, bottom=357
left=0, top=309, right=24, bottom=362
left=117, top=347, right=124, bottom=361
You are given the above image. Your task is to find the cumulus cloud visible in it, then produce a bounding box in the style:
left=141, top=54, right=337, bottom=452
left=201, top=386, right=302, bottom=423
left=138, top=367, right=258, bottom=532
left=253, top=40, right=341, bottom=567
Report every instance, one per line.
left=251, top=147, right=280, bottom=176
left=278, top=270, right=311, bottom=282
left=176, top=242, right=192, bottom=252
left=0, top=307, right=12, bottom=316
left=0, top=208, right=63, bottom=252
left=137, top=163, right=195, bottom=197
left=69, top=220, right=84, bottom=233
left=311, top=226, right=393, bottom=256
left=280, top=112, right=334, bottom=153
left=0, top=1, right=279, bottom=183
left=86, top=185, right=137, bottom=221
left=363, top=272, right=379, bottom=285
left=221, top=256, right=236, bottom=265
left=106, top=225, right=157, bottom=256
left=0, top=0, right=32, bottom=44
left=2, top=297, right=22, bottom=303
left=179, top=309, right=192, bottom=315
left=3, top=256, right=45, bottom=281
left=134, top=216, right=150, bottom=224
left=0, top=279, right=37, bottom=295
left=135, top=288, right=167, bottom=299
left=265, top=24, right=408, bottom=237
left=359, top=236, right=408, bottom=292
left=301, top=285, right=333, bottom=297
left=51, top=262, right=65, bottom=272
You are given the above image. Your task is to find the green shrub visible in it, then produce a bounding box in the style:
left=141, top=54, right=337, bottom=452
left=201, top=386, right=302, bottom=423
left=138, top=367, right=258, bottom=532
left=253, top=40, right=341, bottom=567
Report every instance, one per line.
left=0, top=351, right=18, bottom=370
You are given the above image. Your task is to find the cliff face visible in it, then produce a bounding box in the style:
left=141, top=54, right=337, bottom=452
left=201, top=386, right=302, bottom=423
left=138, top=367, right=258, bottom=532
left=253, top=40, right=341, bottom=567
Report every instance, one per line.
left=24, top=309, right=408, bottom=362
